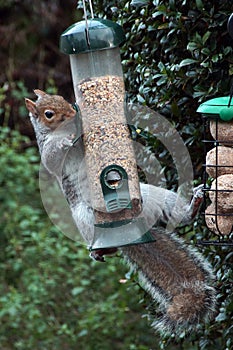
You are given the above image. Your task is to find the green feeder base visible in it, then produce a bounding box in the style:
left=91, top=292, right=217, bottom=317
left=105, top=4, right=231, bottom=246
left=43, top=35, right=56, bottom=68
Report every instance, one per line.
left=90, top=217, right=155, bottom=250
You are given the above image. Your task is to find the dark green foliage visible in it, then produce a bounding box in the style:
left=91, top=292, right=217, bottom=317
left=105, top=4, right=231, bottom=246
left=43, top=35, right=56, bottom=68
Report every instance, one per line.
left=92, top=0, right=233, bottom=177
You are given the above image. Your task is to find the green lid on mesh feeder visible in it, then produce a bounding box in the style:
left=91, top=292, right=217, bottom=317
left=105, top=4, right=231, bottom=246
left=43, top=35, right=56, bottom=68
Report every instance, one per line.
left=60, top=18, right=126, bottom=54
left=197, top=96, right=233, bottom=121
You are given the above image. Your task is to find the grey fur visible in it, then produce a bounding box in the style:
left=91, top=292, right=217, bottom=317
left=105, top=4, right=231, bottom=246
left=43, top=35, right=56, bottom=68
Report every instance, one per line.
left=26, top=92, right=217, bottom=336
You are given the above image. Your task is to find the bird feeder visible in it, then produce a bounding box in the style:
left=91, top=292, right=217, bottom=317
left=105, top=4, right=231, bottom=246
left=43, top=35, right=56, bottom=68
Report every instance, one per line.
left=60, top=12, right=154, bottom=250
left=197, top=97, right=233, bottom=237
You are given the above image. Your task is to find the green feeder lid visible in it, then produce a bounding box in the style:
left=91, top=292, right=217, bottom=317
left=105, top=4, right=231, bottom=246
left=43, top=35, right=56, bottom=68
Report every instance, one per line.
left=60, top=18, right=125, bottom=54
left=197, top=96, right=233, bottom=121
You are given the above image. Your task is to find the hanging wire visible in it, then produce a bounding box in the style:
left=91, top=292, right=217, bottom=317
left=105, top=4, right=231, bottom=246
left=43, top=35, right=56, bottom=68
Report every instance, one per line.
left=82, top=0, right=94, bottom=20
left=81, top=0, right=94, bottom=48
left=228, top=80, right=233, bottom=107
left=89, top=0, right=94, bottom=19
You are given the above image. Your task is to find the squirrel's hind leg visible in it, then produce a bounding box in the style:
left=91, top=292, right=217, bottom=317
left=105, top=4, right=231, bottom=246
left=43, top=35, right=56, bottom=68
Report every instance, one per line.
left=180, top=184, right=204, bottom=225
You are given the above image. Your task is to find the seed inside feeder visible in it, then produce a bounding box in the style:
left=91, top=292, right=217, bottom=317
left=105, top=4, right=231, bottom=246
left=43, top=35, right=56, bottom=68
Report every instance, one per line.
left=76, top=75, right=142, bottom=217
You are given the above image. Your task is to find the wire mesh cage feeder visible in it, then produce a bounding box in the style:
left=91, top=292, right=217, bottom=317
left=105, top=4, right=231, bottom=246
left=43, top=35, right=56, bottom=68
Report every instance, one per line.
left=197, top=97, right=233, bottom=241
left=60, top=3, right=154, bottom=250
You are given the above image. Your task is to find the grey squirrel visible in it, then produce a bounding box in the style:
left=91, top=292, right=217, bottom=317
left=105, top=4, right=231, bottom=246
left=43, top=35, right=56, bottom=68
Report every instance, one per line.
left=25, top=90, right=216, bottom=336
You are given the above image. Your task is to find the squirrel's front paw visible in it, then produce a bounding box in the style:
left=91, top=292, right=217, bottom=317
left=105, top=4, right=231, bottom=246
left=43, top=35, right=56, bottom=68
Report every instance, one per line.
left=59, top=134, right=75, bottom=150
left=193, top=184, right=204, bottom=198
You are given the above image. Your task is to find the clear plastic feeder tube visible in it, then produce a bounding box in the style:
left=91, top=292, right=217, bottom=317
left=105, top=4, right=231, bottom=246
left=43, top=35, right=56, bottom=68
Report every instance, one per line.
left=70, top=48, right=142, bottom=223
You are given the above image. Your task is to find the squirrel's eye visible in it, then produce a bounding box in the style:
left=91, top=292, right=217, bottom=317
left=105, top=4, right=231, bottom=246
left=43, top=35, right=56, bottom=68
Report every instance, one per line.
left=44, top=110, right=54, bottom=119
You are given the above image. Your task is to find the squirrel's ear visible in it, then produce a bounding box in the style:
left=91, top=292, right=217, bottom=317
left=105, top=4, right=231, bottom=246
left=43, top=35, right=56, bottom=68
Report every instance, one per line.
left=34, top=89, right=47, bottom=99
left=25, top=98, right=37, bottom=117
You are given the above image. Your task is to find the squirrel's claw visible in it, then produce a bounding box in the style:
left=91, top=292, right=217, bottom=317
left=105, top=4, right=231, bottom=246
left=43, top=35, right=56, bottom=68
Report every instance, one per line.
left=89, top=247, right=118, bottom=262
left=58, top=134, right=75, bottom=150
left=193, top=184, right=204, bottom=198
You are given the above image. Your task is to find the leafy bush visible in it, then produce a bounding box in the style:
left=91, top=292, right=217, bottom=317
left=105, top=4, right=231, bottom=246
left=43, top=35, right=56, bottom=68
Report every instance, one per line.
left=92, top=0, right=233, bottom=176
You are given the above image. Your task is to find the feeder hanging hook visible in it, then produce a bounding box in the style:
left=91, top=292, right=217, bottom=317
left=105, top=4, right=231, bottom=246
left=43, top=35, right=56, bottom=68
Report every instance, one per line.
left=80, top=0, right=94, bottom=47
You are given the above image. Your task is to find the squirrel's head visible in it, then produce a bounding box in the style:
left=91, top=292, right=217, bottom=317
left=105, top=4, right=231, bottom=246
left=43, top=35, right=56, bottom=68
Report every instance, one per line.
left=25, top=90, right=76, bottom=131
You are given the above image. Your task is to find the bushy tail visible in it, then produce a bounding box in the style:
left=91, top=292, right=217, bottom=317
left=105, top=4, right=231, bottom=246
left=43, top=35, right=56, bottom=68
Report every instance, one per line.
left=121, top=229, right=216, bottom=336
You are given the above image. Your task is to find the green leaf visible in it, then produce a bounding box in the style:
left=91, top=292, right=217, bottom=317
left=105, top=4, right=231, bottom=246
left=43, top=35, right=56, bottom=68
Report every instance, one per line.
left=203, top=31, right=211, bottom=44
left=130, top=0, right=149, bottom=7
left=201, top=47, right=211, bottom=55
left=196, top=0, right=204, bottom=10
left=179, top=58, right=198, bottom=67
left=187, top=41, right=199, bottom=51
